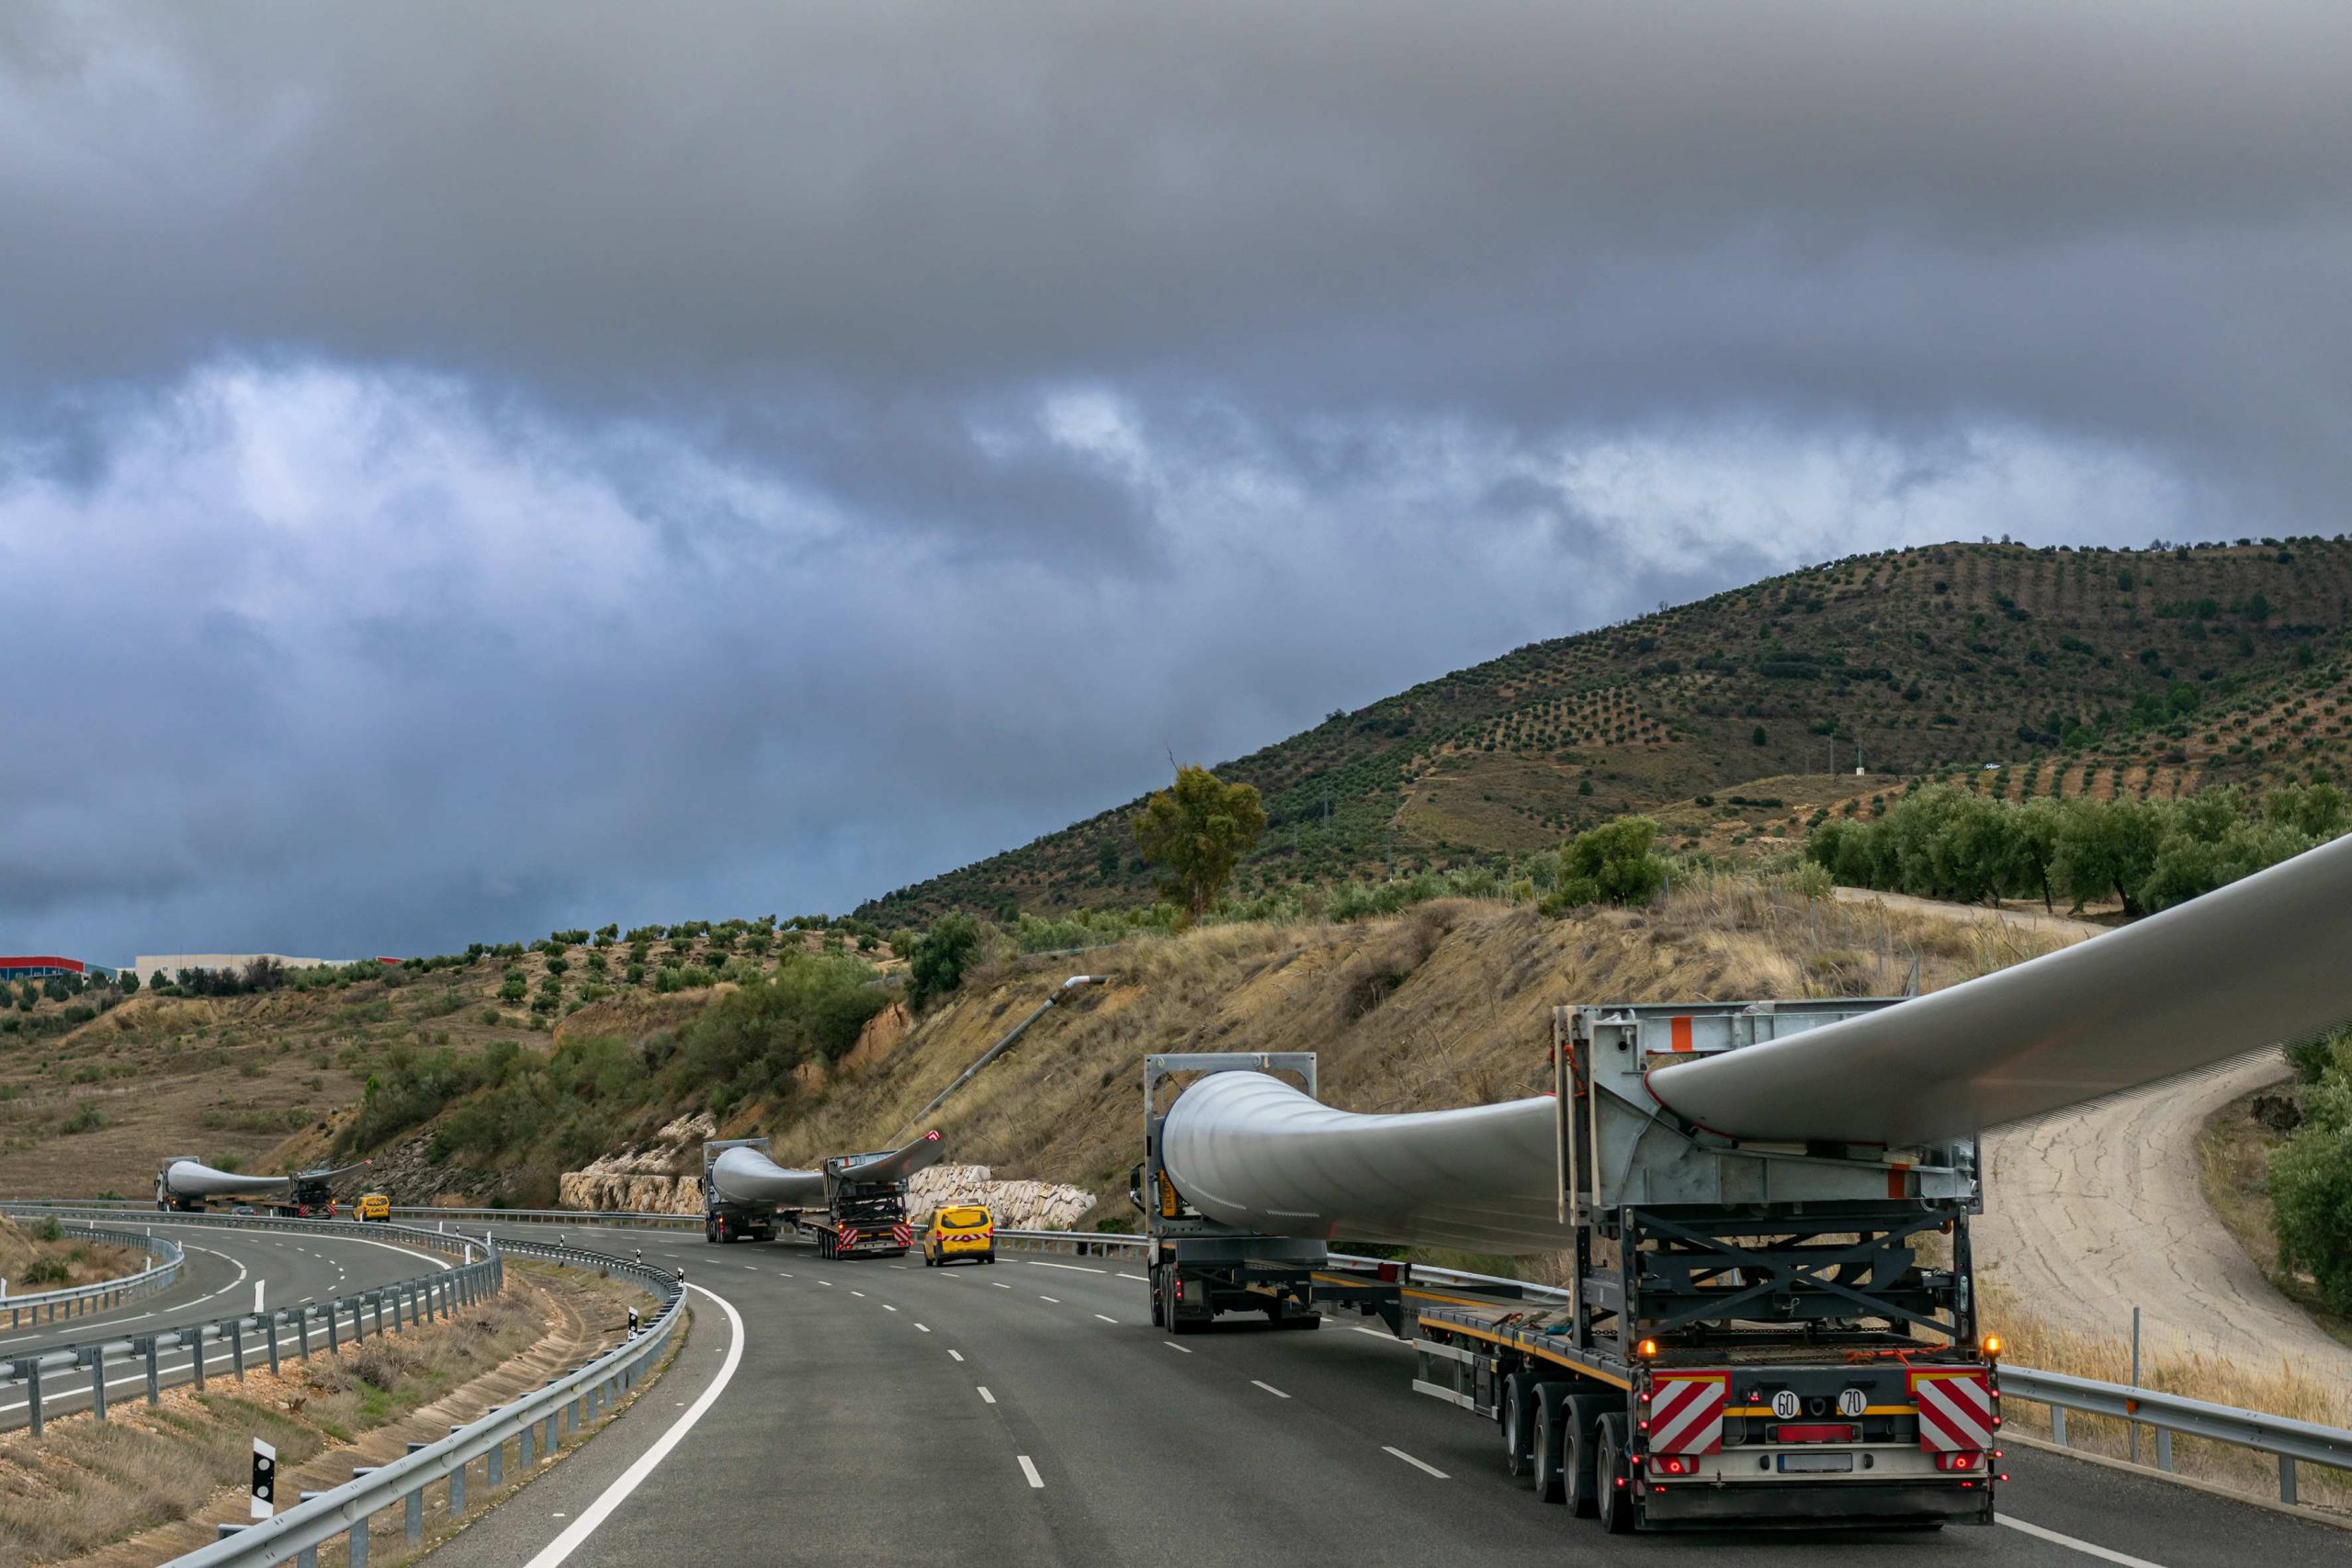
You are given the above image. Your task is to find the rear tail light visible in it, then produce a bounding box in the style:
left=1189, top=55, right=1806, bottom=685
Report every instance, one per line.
left=1649, top=1455, right=1696, bottom=1475
left=1934, top=1451, right=1983, bottom=1472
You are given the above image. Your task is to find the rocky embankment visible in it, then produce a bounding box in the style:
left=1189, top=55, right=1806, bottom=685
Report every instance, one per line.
left=555, top=1115, right=1097, bottom=1228
left=557, top=1112, right=713, bottom=1213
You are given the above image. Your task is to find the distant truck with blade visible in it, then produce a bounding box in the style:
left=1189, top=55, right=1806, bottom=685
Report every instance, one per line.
left=1137, top=1000, right=2004, bottom=1534
left=154, top=1156, right=368, bottom=1218
left=703, top=1131, right=946, bottom=1259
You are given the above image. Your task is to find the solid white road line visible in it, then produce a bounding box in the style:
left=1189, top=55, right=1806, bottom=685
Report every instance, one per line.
left=1017, top=1455, right=1044, bottom=1489
left=520, top=1282, right=743, bottom=1568
left=1117, top=1272, right=1148, bottom=1282
left=978, top=1387, right=997, bottom=1404
left=1024, top=1260, right=1105, bottom=1274
left=1383, top=1446, right=1448, bottom=1479
left=1997, top=1517, right=2168, bottom=1567
left=1252, top=1381, right=1291, bottom=1399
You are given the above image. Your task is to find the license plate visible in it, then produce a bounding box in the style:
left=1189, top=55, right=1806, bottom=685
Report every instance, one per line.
left=1777, top=1451, right=1855, bottom=1473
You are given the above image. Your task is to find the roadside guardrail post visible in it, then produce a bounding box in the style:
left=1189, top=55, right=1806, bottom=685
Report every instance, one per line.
left=486, top=1431, right=503, bottom=1486
left=542, top=1410, right=557, bottom=1455
left=228, top=1318, right=244, bottom=1380
left=191, top=1327, right=207, bottom=1389
left=348, top=1468, right=377, bottom=1565
left=423, top=1279, right=435, bottom=1323
left=2050, top=1405, right=2066, bottom=1445
left=266, top=1313, right=280, bottom=1374
left=81, top=1346, right=106, bottom=1421
left=2279, top=1453, right=2297, bottom=1506
left=350, top=1301, right=364, bottom=1343
left=519, top=1420, right=535, bottom=1467
left=326, top=1306, right=338, bottom=1354
left=403, top=1445, right=425, bottom=1542
left=15, top=1359, right=40, bottom=1437
left=296, top=1306, right=311, bottom=1358
left=2155, top=1427, right=2173, bottom=1471
left=142, top=1337, right=160, bottom=1404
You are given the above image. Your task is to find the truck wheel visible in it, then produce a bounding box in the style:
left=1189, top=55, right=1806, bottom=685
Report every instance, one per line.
left=1560, top=1393, right=1608, bottom=1518
left=1531, top=1385, right=1568, bottom=1503
left=1148, top=1270, right=1165, bottom=1326
left=1500, top=1372, right=1536, bottom=1479
left=1595, top=1413, right=1634, bottom=1535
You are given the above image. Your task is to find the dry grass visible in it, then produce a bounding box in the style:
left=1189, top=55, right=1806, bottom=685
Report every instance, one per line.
left=0, top=1219, right=141, bottom=1290
left=0, top=1262, right=658, bottom=1568
left=1982, top=1277, right=2352, bottom=1512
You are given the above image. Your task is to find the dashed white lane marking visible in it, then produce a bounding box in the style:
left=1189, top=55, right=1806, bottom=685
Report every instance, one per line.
left=914, top=1323, right=931, bottom=1333
left=1383, top=1446, right=1447, bottom=1479
left=1251, top=1380, right=1291, bottom=1399
left=777, top=1272, right=794, bottom=1278
left=991, top=1282, right=1012, bottom=1290
left=1093, top=1314, right=1117, bottom=1324
left=882, top=1304, right=899, bottom=1313
left=1037, top=1295, right=1059, bottom=1304
left=1117, top=1272, right=1148, bottom=1282
left=1024, top=1260, right=1106, bottom=1274
left=818, top=1280, right=834, bottom=1287
left=1017, top=1455, right=1044, bottom=1489
left=742, top=1265, right=757, bottom=1270
left=849, top=1290, right=865, bottom=1298
left=888, top=1265, right=909, bottom=1270
left=520, top=1281, right=743, bottom=1568
left=1996, top=1517, right=2168, bottom=1567
left=949, top=1349, right=966, bottom=1362
left=978, top=1387, right=997, bottom=1404
left=1161, top=1341, right=1192, bottom=1354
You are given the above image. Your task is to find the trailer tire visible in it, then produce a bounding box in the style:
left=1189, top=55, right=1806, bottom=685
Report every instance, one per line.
left=1149, top=1270, right=1165, bottom=1326
left=1531, top=1385, right=1570, bottom=1502
left=1560, top=1393, right=1608, bottom=1518
left=1501, top=1372, right=1536, bottom=1479
left=1595, top=1413, right=1634, bottom=1535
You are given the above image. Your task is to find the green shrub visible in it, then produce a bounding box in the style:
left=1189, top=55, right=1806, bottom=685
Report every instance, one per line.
left=908, top=914, right=982, bottom=1010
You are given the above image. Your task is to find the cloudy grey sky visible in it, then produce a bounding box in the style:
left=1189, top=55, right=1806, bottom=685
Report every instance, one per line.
left=4, top=2, right=2348, bottom=960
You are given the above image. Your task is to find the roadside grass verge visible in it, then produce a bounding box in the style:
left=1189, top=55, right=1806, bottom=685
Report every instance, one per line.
left=0, top=1261, right=657, bottom=1568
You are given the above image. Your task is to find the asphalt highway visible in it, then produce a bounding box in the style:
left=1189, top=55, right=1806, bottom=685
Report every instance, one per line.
left=0, top=1217, right=456, bottom=1429
left=423, top=1226, right=2344, bottom=1568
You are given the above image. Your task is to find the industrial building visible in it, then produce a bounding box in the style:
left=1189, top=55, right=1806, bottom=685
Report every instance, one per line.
left=0, top=954, right=118, bottom=982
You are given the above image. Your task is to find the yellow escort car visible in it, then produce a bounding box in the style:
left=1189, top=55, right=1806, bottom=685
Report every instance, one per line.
left=922, top=1204, right=995, bottom=1267
left=356, top=1191, right=391, bottom=1224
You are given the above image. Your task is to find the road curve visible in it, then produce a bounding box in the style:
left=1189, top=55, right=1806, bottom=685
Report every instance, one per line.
left=423, top=1225, right=2343, bottom=1568
left=0, top=1218, right=457, bottom=1429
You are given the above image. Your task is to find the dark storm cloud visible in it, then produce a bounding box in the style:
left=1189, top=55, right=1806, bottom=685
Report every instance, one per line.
left=0, top=2, right=2346, bottom=955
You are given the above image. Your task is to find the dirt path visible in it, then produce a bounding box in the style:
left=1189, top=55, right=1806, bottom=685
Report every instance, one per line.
left=1830, top=885, right=2108, bottom=941
left=1835, top=886, right=2351, bottom=1375
left=1976, top=1050, right=2352, bottom=1377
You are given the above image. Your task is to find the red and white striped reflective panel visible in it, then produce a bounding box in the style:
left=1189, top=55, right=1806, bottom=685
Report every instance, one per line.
left=891, top=1224, right=912, bottom=1246
left=1645, top=1372, right=1728, bottom=1455
left=1909, top=1371, right=1995, bottom=1452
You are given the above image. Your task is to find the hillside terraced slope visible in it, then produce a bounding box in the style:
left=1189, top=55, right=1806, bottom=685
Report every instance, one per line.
left=862, top=538, right=2352, bottom=921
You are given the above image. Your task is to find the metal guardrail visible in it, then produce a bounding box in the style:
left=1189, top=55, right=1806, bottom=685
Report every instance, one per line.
left=4, top=1220, right=185, bottom=1327
left=993, top=1230, right=2352, bottom=1504
left=392, top=1204, right=700, bottom=1232
left=0, top=1206, right=495, bottom=1439
left=2002, top=1364, right=2352, bottom=1506
left=169, top=1235, right=684, bottom=1568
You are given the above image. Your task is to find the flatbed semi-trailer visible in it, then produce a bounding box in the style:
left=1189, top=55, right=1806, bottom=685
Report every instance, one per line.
left=1141, top=1001, right=2005, bottom=1533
